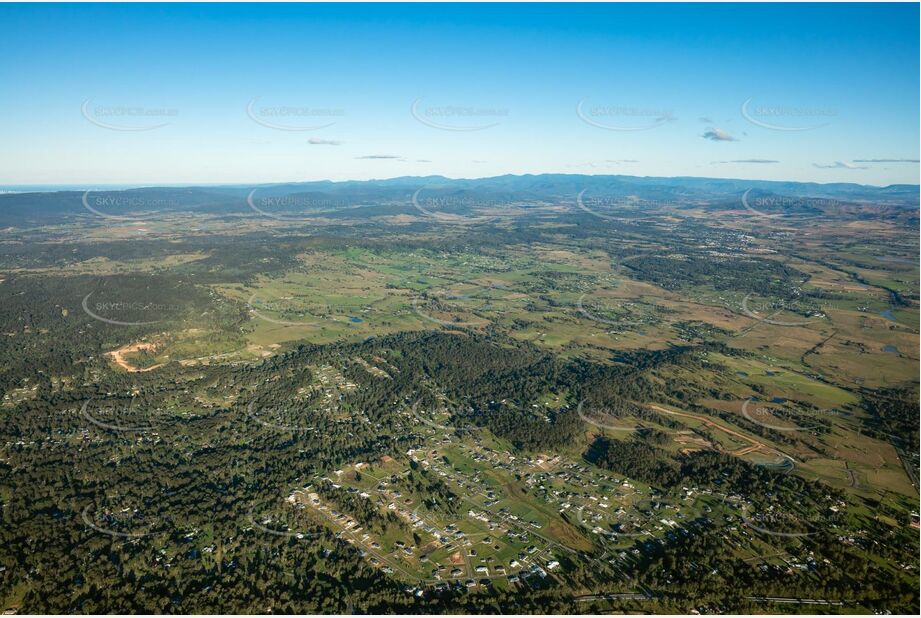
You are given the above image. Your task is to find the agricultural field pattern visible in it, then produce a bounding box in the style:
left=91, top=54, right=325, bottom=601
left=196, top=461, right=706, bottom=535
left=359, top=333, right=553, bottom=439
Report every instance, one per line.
left=0, top=174, right=918, bottom=614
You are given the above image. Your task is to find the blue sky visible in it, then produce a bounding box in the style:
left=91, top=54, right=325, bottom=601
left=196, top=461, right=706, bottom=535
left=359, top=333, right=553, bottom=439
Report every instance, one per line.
left=0, top=2, right=918, bottom=186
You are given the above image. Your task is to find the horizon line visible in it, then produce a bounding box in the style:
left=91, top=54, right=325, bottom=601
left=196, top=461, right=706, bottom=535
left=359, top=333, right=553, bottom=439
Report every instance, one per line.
left=2, top=171, right=918, bottom=194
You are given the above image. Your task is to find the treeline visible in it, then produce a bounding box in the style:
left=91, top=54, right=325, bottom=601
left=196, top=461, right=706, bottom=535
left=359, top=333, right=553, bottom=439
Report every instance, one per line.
left=624, top=253, right=809, bottom=297
left=585, top=435, right=842, bottom=505
left=584, top=435, right=681, bottom=488
left=860, top=386, right=920, bottom=451
left=623, top=523, right=919, bottom=613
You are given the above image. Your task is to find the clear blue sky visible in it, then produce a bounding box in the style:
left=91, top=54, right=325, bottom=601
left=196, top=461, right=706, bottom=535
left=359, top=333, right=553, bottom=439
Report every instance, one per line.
left=0, top=2, right=918, bottom=186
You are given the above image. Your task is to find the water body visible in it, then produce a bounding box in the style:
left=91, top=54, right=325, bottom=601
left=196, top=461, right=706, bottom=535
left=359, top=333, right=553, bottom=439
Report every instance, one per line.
left=882, top=344, right=899, bottom=354
left=880, top=309, right=896, bottom=321
left=349, top=316, right=363, bottom=323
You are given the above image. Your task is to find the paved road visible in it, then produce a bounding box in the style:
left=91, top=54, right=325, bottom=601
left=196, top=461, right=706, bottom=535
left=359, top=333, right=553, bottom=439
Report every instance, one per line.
left=745, top=596, right=849, bottom=606
left=845, top=463, right=861, bottom=489
left=575, top=592, right=650, bottom=602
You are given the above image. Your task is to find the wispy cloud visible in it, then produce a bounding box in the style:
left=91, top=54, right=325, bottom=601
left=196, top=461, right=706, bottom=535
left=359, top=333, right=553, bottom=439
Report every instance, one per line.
left=355, top=154, right=401, bottom=160
left=698, top=117, right=713, bottom=123
left=852, top=158, right=919, bottom=163
left=308, top=138, right=342, bottom=146
left=813, top=161, right=868, bottom=170
left=702, top=127, right=737, bottom=142
left=712, top=159, right=779, bottom=164
left=571, top=160, right=639, bottom=168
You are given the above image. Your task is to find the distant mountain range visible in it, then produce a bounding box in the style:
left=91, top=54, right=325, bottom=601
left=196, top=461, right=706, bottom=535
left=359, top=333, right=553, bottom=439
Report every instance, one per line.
left=1, top=174, right=917, bottom=225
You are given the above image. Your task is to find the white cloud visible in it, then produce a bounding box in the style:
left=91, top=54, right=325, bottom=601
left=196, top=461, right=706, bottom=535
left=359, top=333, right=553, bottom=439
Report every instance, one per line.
left=308, top=138, right=342, bottom=146
left=812, top=161, right=868, bottom=170
left=702, top=127, right=737, bottom=142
